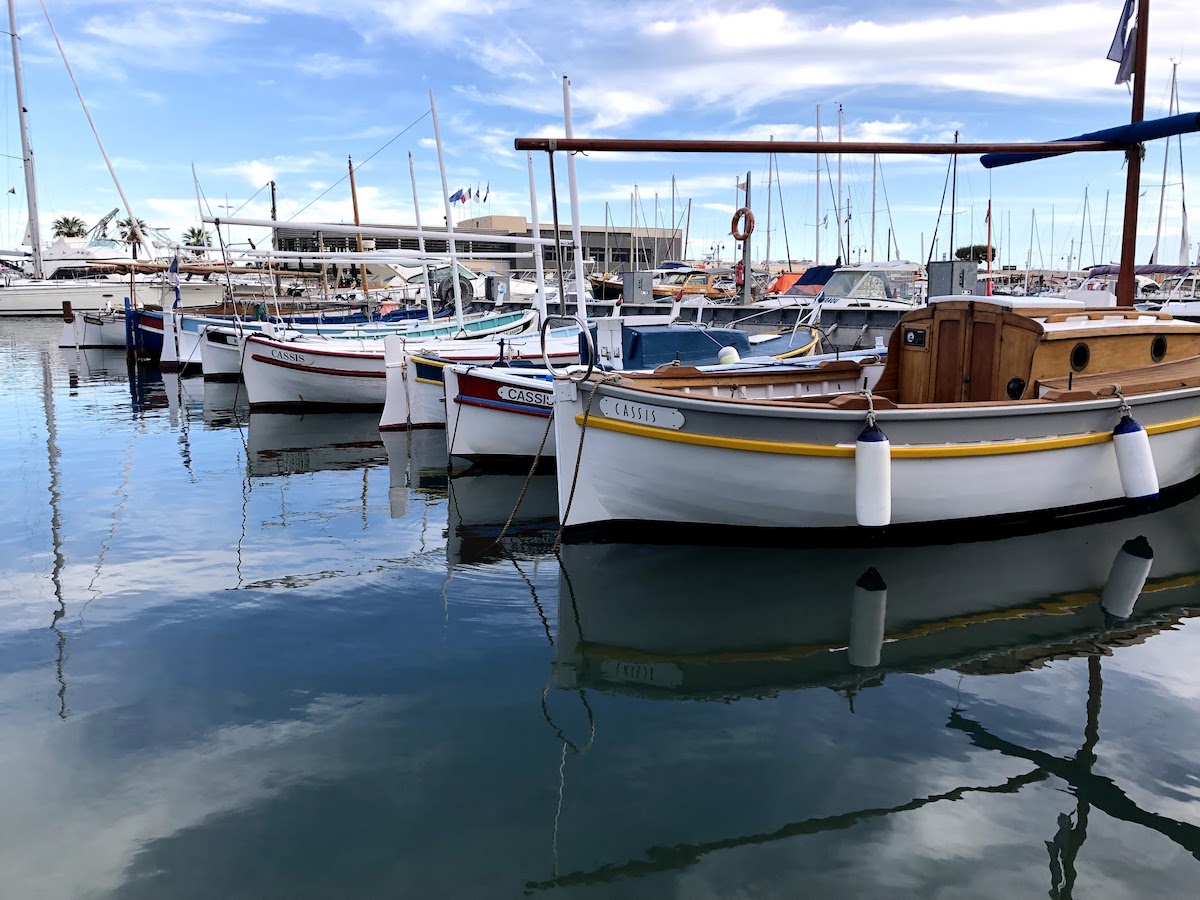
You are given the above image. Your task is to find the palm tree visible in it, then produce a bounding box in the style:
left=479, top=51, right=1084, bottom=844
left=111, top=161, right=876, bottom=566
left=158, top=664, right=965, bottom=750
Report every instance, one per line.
left=182, top=226, right=211, bottom=257
left=51, top=216, right=87, bottom=238
left=116, top=216, right=148, bottom=244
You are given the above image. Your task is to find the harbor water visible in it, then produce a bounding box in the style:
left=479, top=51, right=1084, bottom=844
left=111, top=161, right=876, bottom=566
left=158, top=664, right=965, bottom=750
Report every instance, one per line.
left=4, top=318, right=1200, bottom=898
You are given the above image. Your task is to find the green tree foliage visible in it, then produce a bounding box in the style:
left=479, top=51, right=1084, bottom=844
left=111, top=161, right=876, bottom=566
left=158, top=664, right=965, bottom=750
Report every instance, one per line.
left=955, top=244, right=997, bottom=263
left=116, top=216, right=148, bottom=244
left=51, top=215, right=87, bottom=238
left=183, top=226, right=211, bottom=256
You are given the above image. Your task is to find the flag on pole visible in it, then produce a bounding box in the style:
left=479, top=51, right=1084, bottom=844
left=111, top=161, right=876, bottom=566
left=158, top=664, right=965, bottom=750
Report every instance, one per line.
left=168, top=255, right=181, bottom=309
left=448, top=188, right=464, bottom=203
left=483, top=182, right=489, bottom=202
left=1108, top=0, right=1136, bottom=84
left=461, top=189, right=470, bottom=203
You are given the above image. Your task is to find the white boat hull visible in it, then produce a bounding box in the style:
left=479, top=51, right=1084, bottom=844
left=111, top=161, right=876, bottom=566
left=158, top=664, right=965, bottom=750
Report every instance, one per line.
left=380, top=329, right=580, bottom=431
left=551, top=379, right=1200, bottom=541
left=198, top=326, right=247, bottom=380
left=0, top=279, right=223, bottom=317
left=445, top=365, right=556, bottom=460
left=241, top=334, right=387, bottom=409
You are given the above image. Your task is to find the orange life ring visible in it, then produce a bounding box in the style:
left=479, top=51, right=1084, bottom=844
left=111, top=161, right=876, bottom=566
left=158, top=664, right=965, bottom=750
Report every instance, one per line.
left=731, top=207, right=755, bottom=241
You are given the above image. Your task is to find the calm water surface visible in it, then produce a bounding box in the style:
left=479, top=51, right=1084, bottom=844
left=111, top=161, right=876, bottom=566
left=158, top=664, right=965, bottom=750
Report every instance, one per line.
left=3, top=318, right=1200, bottom=898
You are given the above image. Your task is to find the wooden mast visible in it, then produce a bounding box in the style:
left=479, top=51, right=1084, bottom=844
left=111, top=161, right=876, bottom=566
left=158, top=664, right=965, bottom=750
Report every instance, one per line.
left=347, top=156, right=370, bottom=302
left=1117, top=0, right=1151, bottom=307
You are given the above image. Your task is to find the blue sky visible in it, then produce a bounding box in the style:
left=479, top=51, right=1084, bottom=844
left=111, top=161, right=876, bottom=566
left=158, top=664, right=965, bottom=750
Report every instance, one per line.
left=2, top=0, right=1197, bottom=270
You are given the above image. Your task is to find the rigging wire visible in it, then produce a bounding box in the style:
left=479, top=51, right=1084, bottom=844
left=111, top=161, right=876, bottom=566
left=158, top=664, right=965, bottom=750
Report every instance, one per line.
left=926, top=155, right=954, bottom=270
left=288, top=110, right=432, bottom=221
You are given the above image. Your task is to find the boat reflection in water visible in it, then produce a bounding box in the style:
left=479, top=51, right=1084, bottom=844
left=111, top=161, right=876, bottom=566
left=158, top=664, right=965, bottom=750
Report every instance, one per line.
left=552, top=497, right=1200, bottom=698
left=446, top=472, right=558, bottom=566
left=535, top=494, right=1200, bottom=897
left=246, top=411, right=386, bottom=478
left=201, top=379, right=248, bottom=428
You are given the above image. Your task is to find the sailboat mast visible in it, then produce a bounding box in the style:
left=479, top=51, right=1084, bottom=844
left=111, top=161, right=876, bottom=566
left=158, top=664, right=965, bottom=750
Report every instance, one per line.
left=1176, top=80, right=1190, bottom=265
left=1151, top=61, right=1177, bottom=264
left=870, top=154, right=877, bottom=262
left=837, top=104, right=844, bottom=262
left=683, top=197, right=691, bottom=262
left=670, top=176, right=676, bottom=261
left=603, top=201, right=610, bottom=274
left=765, top=136, right=774, bottom=272
left=8, top=0, right=42, bottom=278
left=814, top=104, right=821, bottom=265
left=1117, top=0, right=1151, bottom=307
left=1078, top=187, right=1089, bottom=271
left=347, top=156, right=370, bottom=301
left=407, top=151, right=434, bottom=322
left=949, top=131, right=959, bottom=266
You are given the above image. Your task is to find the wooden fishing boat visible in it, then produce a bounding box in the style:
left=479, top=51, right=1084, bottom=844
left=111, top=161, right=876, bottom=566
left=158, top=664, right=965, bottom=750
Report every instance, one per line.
left=512, top=0, right=1200, bottom=544
left=444, top=345, right=868, bottom=465
left=238, top=308, right=538, bottom=409
left=405, top=314, right=821, bottom=436
left=549, top=296, right=1200, bottom=542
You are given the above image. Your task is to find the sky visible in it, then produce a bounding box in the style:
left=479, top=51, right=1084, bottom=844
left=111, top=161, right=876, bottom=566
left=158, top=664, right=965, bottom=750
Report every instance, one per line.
left=1, top=0, right=1197, bottom=272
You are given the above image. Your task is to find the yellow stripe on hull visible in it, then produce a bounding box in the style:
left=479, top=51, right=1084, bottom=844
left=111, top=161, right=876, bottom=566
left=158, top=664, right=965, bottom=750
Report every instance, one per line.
left=576, top=409, right=1200, bottom=459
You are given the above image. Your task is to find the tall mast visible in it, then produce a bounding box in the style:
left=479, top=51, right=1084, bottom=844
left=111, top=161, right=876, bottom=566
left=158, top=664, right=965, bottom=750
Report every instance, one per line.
left=870, top=154, right=877, bottom=262
left=1078, top=187, right=1089, bottom=271
left=1117, top=0, right=1151, bottom=306
left=8, top=0, right=42, bottom=278
left=836, top=103, right=844, bottom=262
left=814, top=104, right=821, bottom=265
left=949, top=131, right=959, bottom=265
left=270, top=179, right=281, bottom=297
left=765, top=136, right=774, bottom=272
left=602, top=201, right=610, bottom=274
left=741, top=172, right=752, bottom=304
left=652, top=192, right=659, bottom=269
left=683, top=198, right=691, bottom=262
left=430, top=89, right=466, bottom=330
left=407, top=151, right=435, bottom=322
left=347, top=156, right=370, bottom=301
left=561, top=75, right=588, bottom=320
left=1150, top=60, right=1178, bottom=264
left=670, top=176, right=676, bottom=261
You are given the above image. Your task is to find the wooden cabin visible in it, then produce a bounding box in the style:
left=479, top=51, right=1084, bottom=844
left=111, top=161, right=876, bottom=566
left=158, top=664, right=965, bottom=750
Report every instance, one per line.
left=872, top=299, right=1200, bottom=404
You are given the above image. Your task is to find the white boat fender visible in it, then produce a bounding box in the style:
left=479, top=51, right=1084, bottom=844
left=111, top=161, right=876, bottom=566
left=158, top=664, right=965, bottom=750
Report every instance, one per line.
left=1111, top=390, right=1159, bottom=500
left=855, top=395, right=891, bottom=527
left=1099, top=535, right=1153, bottom=625
left=717, top=345, right=740, bottom=365
left=849, top=567, right=887, bottom=669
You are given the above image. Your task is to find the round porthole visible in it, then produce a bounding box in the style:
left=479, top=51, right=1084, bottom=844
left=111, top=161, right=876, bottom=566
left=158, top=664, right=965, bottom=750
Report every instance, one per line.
left=1070, top=342, right=1090, bottom=372
left=1151, top=335, right=1167, bottom=363
left=1006, top=377, right=1027, bottom=400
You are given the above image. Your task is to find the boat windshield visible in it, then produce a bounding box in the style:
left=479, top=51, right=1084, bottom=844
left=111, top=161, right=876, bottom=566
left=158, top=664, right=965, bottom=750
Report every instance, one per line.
left=406, top=263, right=476, bottom=285
left=821, top=268, right=923, bottom=302
left=1160, top=273, right=1200, bottom=300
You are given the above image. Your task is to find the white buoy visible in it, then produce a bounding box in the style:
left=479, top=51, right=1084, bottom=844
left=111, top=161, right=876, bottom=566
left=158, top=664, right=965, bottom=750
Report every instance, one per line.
left=717, top=345, right=740, bottom=365
left=1113, top=413, right=1159, bottom=500
left=1100, top=535, right=1153, bottom=624
left=849, top=567, right=888, bottom=668
left=855, top=421, right=891, bottom=527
